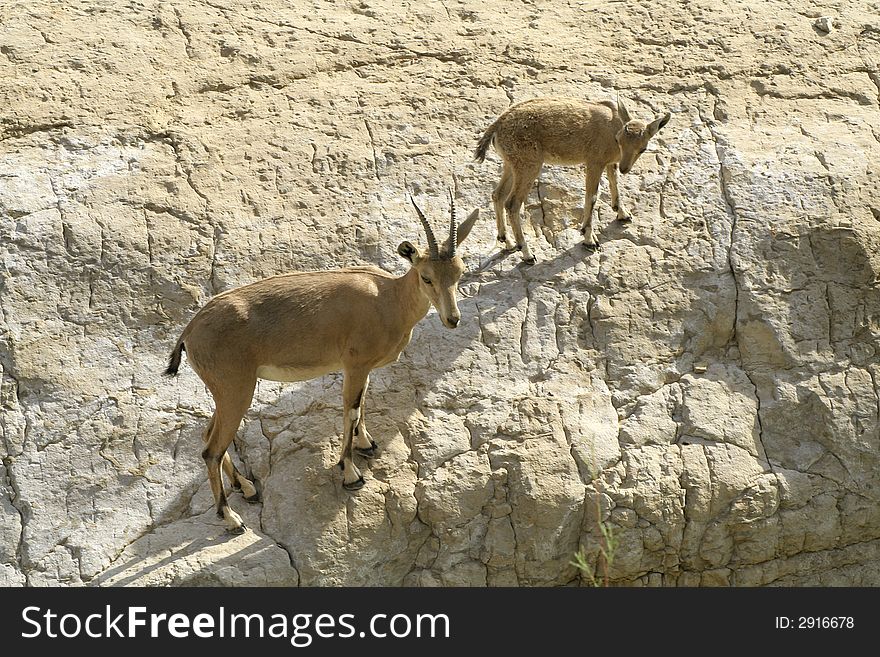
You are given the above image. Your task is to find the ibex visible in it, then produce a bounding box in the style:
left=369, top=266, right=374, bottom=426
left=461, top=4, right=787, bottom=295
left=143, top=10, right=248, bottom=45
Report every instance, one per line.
left=475, top=96, right=670, bottom=262
left=164, top=196, right=479, bottom=534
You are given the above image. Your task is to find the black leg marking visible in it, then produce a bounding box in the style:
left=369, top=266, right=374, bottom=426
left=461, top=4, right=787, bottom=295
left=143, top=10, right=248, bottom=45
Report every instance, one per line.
left=355, top=439, right=379, bottom=459
left=353, top=388, right=364, bottom=409
left=215, top=486, right=229, bottom=518
left=342, top=474, right=366, bottom=491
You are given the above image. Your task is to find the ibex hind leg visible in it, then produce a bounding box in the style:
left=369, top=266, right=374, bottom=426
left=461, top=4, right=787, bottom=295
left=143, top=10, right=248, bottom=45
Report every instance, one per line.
left=492, top=165, right=515, bottom=251
left=203, top=378, right=256, bottom=534
left=205, top=416, right=259, bottom=503
left=505, top=163, right=541, bottom=264
left=222, top=452, right=260, bottom=503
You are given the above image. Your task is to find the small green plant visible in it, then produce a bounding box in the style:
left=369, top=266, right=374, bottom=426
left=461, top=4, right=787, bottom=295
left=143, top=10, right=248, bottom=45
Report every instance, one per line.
left=571, top=520, right=617, bottom=587
left=572, top=482, right=618, bottom=587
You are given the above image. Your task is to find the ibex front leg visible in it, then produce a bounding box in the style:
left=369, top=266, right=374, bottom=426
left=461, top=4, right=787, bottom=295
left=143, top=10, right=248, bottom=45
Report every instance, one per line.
left=606, top=164, right=632, bottom=222
left=580, top=163, right=604, bottom=249
left=338, top=367, right=370, bottom=490
left=352, top=375, right=378, bottom=458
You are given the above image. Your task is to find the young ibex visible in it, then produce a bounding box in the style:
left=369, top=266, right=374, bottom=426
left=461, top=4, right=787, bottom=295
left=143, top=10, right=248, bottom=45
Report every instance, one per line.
left=164, top=196, right=479, bottom=534
left=475, top=96, right=671, bottom=262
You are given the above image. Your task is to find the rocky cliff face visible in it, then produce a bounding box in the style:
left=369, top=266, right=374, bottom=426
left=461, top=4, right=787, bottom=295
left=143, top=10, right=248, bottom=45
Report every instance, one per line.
left=1, top=0, right=879, bottom=586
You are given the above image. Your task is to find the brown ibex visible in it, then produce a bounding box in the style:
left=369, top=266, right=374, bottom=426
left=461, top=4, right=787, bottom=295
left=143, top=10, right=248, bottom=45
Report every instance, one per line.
left=475, top=95, right=670, bottom=262
left=164, top=196, right=479, bottom=534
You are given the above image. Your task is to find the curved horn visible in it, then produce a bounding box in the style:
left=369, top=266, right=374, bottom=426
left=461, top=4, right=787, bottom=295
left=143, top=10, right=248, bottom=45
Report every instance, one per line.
left=448, top=189, right=458, bottom=258
left=409, top=194, right=439, bottom=259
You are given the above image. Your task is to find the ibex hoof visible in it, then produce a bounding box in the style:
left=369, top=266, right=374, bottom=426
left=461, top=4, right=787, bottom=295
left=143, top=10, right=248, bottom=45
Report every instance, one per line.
left=617, top=214, right=632, bottom=223
left=582, top=240, right=600, bottom=251
left=355, top=440, right=379, bottom=459
left=343, top=475, right=366, bottom=491
left=521, top=255, right=537, bottom=265
left=227, top=523, right=247, bottom=535
left=244, top=490, right=261, bottom=504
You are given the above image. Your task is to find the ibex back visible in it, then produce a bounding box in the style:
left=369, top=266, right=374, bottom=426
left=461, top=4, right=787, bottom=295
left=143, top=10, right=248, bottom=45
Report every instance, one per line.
left=476, top=96, right=670, bottom=262
left=164, top=196, right=479, bottom=534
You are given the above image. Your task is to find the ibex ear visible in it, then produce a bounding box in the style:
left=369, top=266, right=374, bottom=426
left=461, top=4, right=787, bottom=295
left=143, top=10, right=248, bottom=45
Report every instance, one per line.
left=455, top=209, right=480, bottom=246
left=647, top=112, right=671, bottom=137
left=617, top=93, right=632, bottom=124
left=397, top=241, right=421, bottom=263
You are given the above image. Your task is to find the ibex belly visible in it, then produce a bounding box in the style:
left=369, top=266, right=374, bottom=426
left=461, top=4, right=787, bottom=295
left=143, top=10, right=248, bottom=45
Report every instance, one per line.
left=543, top=151, right=588, bottom=166
left=257, top=363, right=339, bottom=382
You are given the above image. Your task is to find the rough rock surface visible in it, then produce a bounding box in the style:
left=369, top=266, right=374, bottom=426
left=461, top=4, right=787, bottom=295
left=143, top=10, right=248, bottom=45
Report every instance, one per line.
left=1, top=1, right=879, bottom=586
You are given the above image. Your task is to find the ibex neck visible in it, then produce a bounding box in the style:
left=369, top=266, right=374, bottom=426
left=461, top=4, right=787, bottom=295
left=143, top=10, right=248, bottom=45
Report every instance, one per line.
left=397, top=266, right=432, bottom=329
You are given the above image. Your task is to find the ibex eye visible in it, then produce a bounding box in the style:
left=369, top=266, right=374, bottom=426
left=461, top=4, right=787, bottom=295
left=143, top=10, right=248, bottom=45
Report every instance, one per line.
left=421, top=276, right=432, bottom=285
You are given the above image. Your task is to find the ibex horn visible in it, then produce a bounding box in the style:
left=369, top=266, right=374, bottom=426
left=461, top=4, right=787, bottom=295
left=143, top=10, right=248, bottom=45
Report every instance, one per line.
left=409, top=194, right=439, bottom=259
left=448, top=189, right=458, bottom=258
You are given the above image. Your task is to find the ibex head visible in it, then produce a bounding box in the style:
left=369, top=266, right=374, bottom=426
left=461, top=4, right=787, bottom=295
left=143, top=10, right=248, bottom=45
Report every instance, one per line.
left=398, top=192, right=479, bottom=329
left=615, top=95, right=671, bottom=174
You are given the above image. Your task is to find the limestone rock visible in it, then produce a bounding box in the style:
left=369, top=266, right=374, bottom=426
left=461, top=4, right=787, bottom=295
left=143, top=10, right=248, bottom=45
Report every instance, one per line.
left=813, top=17, right=835, bottom=33
left=1, top=0, right=878, bottom=587
left=90, top=503, right=299, bottom=587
